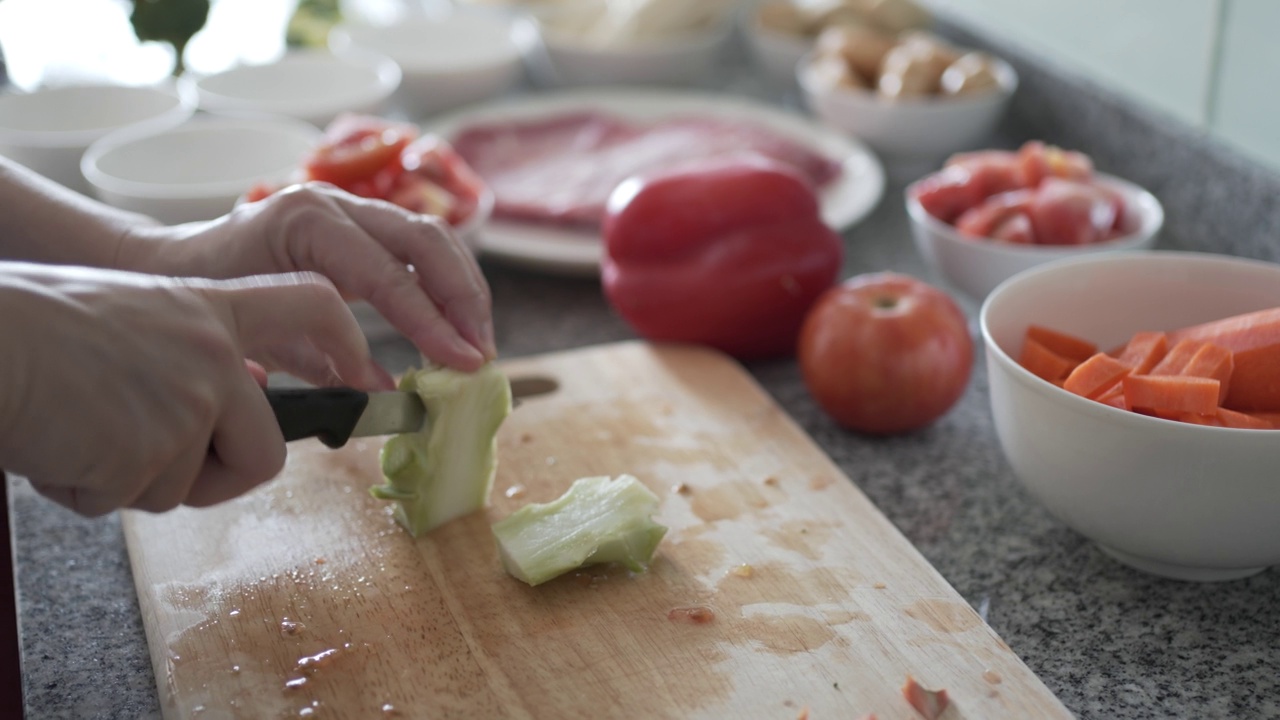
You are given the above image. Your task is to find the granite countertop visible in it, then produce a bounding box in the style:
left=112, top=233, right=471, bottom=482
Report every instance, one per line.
left=11, top=18, right=1280, bottom=720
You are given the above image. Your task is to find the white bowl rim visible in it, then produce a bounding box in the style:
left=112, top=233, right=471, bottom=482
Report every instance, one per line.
left=81, top=115, right=323, bottom=200
left=979, top=249, right=1280, bottom=435
left=741, top=3, right=819, bottom=53
left=329, top=14, right=526, bottom=72
left=905, top=171, right=1165, bottom=257
left=531, top=10, right=735, bottom=53
left=184, top=49, right=402, bottom=119
left=797, top=50, right=1019, bottom=108
left=0, top=82, right=195, bottom=149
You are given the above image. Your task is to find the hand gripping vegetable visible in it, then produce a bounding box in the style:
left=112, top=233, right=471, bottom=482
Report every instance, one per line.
left=601, top=155, right=843, bottom=360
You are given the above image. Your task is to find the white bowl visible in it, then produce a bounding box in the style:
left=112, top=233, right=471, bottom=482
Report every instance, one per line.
left=523, top=13, right=732, bottom=88
left=742, top=6, right=812, bottom=86
left=981, top=251, right=1280, bottom=582
left=799, top=50, right=1017, bottom=165
left=81, top=116, right=322, bottom=224
left=907, top=172, right=1164, bottom=300
left=184, top=50, right=401, bottom=127
left=0, top=83, right=193, bottom=195
left=329, top=12, right=527, bottom=119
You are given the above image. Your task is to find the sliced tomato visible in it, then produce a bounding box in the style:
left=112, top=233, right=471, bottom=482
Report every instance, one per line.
left=304, top=125, right=416, bottom=191
left=911, top=166, right=987, bottom=224
left=954, top=189, right=1035, bottom=238
left=944, top=149, right=1024, bottom=196
left=388, top=174, right=459, bottom=218
left=990, top=212, right=1035, bottom=244
left=399, top=135, right=485, bottom=225
left=1028, top=178, right=1117, bottom=245
left=1017, top=140, right=1093, bottom=187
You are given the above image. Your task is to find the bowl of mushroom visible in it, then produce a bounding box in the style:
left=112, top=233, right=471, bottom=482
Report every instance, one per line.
left=798, top=27, right=1017, bottom=167
left=746, top=0, right=933, bottom=86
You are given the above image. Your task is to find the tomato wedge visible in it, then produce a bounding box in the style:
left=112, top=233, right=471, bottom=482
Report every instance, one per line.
left=304, top=127, right=415, bottom=192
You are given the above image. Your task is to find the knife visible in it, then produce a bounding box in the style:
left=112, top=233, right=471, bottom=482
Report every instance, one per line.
left=264, top=376, right=555, bottom=449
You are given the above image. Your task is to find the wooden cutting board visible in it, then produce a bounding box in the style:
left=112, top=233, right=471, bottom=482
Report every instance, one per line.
left=124, top=341, right=1072, bottom=720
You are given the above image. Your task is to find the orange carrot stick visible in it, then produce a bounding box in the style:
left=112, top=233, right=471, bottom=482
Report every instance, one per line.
left=1177, top=412, right=1225, bottom=427
left=1063, top=353, right=1132, bottom=399
left=1122, top=375, right=1220, bottom=415
left=1150, top=339, right=1205, bottom=375
left=1168, top=308, right=1280, bottom=412
left=1246, top=412, right=1280, bottom=429
left=1026, top=325, right=1097, bottom=362
left=1019, top=338, right=1078, bottom=382
left=1095, top=384, right=1129, bottom=410
left=1116, top=331, right=1168, bottom=374
left=1180, top=343, right=1234, bottom=404
left=1167, top=307, right=1280, bottom=350
left=1213, top=408, right=1274, bottom=430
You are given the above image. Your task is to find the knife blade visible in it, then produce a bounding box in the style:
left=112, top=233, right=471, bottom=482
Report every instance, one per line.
left=265, top=376, right=556, bottom=449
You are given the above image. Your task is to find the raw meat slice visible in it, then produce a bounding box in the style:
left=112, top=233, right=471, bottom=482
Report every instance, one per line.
left=451, top=111, right=843, bottom=228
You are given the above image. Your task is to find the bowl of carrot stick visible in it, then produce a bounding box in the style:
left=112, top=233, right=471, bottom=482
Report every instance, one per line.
left=981, top=251, right=1280, bottom=582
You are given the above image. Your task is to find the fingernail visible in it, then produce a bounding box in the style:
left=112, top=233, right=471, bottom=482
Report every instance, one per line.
left=452, top=335, right=487, bottom=370
left=478, top=319, right=497, bottom=360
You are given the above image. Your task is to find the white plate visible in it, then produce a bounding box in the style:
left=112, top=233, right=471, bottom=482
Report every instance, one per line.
left=429, top=89, right=886, bottom=276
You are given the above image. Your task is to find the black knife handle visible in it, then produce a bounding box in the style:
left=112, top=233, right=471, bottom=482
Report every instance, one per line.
left=265, top=388, right=369, bottom=448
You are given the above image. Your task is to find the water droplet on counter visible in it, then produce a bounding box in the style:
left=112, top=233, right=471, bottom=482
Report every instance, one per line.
left=296, top=648, right=339, bottom=672
left=228, top=609, right=241, bottom=618
left=284, top=677, right=307, bottom=690
left=298, top=708, right=314, bottom=717
left=231, top=665, right=241, bottom=674
left=983, top=669, right=1002, bottom=684
left=281, top=619, right=304, bottom=636
left=381, top=704, right=398, bottom=716
left=504, top=485, right=527, bottom=499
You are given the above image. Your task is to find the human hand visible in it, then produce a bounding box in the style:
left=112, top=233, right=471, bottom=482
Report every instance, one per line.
left=0, top=263, right=391, bottom=516
left=121, top=183, right=496, bottom=372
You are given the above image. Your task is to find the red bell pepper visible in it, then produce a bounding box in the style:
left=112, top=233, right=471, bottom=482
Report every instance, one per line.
left=601, top=156, right=843, bottom=360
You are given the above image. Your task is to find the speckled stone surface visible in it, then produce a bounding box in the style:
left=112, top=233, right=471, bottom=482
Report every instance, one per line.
left=12, top=18, right=1280, bottom=720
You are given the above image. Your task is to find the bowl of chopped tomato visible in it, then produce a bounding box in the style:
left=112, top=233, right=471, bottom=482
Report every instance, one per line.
left=906, top=141, right=1163, bottom=300
left=981, top=251, right=1280, bottom=582
left=243, top=113, right=493, bottom=246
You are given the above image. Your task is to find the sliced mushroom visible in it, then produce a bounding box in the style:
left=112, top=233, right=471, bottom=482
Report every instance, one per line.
left=814, top=23, right=896, bottom=81
left=940, top=52, right=1001, bottom=96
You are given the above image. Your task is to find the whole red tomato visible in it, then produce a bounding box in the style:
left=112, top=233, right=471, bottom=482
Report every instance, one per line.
left=798, top=273, right=973, bottom=435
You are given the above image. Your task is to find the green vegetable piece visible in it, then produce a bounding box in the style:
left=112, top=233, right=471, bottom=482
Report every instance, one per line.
left=286, top=0, right=343, bottom=49
left=129, top=0, right=211, bottom=76
left=371, top=363, right=511, bottom=537
left=491, top=475, right=668, bottom=586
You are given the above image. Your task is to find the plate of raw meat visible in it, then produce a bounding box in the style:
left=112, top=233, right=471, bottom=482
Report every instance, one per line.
left=431, top=89, right=885, bottom=275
